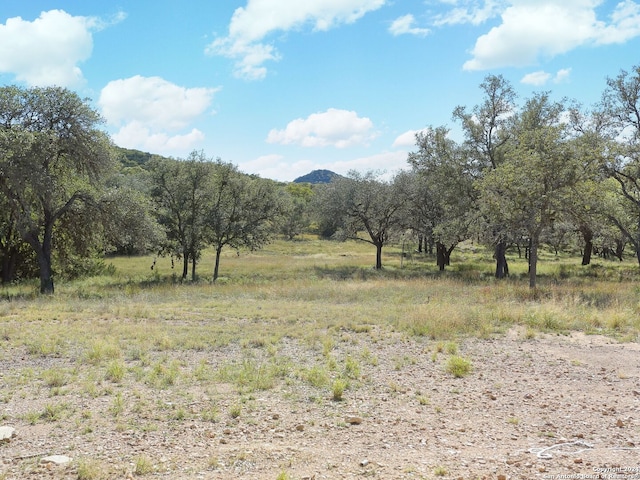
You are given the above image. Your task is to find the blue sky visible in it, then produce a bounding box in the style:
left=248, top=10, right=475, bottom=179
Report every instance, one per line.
left=1, top=1, right=639, bottom=181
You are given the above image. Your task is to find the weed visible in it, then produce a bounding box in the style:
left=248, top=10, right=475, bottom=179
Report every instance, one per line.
left=445, top=341, right=458, bottom=355
left=23, top=410, right=40, bottom=425
left=105, top=360, right=126, bottom=383
left=85, top=340, right=121, bottom=365
left=41, top=368, right=67, bottom=388
left=193, top=359, right=212, bottom=382
left=201, top=403, right=219, bottom=423
left=331, top=378, right=348, bottom=401
left=133, top=455, right=153, bottom=475
left=276, top=471, right=291, bottom=480
left=110, top=392, right=125, bottom=417
left=77, top=458, right=105, bottom=480
left=434, top=465, right=448, bottom=476
left=344, top=355, right=361, bottom=379
left=445, top=356, right=472, bottom=378
left=301, top=365, right=330, bottom=388
left=229, top=403, right=242, bottom=419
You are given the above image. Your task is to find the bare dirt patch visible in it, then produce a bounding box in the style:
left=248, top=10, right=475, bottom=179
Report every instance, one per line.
left=1, top=328, right=639, bottom=479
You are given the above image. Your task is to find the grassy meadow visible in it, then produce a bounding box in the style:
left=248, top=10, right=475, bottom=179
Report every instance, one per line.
left=1, top=236, right=639, bottom=478
left=2, top=236, right=639, bottom=345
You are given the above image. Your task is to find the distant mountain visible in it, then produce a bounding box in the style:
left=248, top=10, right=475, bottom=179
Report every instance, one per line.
left=293, top=169, right=340, bottom=184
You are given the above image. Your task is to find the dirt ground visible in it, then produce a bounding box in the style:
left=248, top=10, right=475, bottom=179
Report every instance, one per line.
left=1, top=327, right=639, bottom=479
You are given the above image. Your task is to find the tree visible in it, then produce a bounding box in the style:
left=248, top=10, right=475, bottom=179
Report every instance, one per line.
left=148, top=152, right=214, bottom=281
left=453, top=74, right=517, bottom=278
left=205, top=163, right=282, bottom=281
left=597, top=64, right=640, bottom=265
left=314, top=171, right=407, bottom=270
left=407, top=127, right=476, bottom=270
left=0, top=86, right=113, bottom=293
left=478, top=93, right=586, bottom=288
left=279, top=182, right=313, bottom=240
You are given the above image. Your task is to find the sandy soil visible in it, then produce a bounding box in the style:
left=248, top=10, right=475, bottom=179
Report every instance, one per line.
left=1, top=327, right=639, bottom=479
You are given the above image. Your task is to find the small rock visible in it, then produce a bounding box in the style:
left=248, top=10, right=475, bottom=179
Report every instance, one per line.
left=295, top=424, right=305, bottom=431
left=0, top=426, right=15, bottom=442
left=574, top=458, right=583, bottom=464
left=40, top=455, right=72, bottom=465
left=616, top=419, right=625, bottom=428
left=497, top=475, right=507, bottom=480
left=345, top=416, right=363, bottom=425
left=360, top=459, right=369, bottom=467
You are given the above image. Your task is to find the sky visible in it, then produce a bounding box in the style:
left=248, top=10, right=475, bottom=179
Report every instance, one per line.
left=1, top=1, right=639, bottom=182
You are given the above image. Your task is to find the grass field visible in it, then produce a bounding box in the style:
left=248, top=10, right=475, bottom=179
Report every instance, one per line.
left=2, top=237, right=640, bottom=346
left=1, top=237, right=639, bottom=478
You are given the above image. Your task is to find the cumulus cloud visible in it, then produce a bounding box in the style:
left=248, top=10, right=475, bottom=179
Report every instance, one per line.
left=266, top=108, right=378, bottom=148
left=0, top=9, right=119, bottom=87
left=521, top=70, right=552, bottom=86
left=521, top=68, right=572, bottom=86
left=392, top=128, right=431, bottom=148
left=463, top=0, right=640, bottom=71
left=389, top=14, right=430, bottom=36
left=99, top=76, right=219, bottom=154
left=207, top=0, right=386, bottom=80
left=433, top=0, right=502, bottom=26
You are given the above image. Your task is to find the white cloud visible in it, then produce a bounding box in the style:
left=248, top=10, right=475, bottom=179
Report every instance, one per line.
left=521, top=67, right=572, bottom=86
left=389, top=14, right=430, bottom=36
left=99, top=76, right=218, bottom=154
left=392, top=128, right=430, bottom=147
left=433, top=0, right=503, bottom=26
left=207, top=0, right=386, bottom=80
left=0, top=9, right=109, bottom=87
left=554, top=67, right=571, bottom=83
left=463, top=0, right=640, bottom=71
left=521, top=70, right=552, bottom=86
left=267, top=108, right=378, bottom=148
left=111, top=122, right=206, bottom=154
left=329, top=151, right=408, bottom=178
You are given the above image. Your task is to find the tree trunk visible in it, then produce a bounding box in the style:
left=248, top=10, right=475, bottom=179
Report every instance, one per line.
left=445, top=244, right=455, bottom=266
left=33, top=242, right=54, bottom=294
left=494, top=241, right=509, bottom=278
left=375, top=242, right=383, bottom=270
left=417, top=234, right=423, bottom=253
left=191, top=254, right=197, bottom=281
left=529, top=237, right=538, bottom=289
left=580, top=226, right=593, bottom=266
left=614, top=239, right=624, bottom=261
left=1, top=249, right=18, bottom=284
left=29, top=222, right=55, bottom=294
left=436, top=242, right=446, bottom=271
left=182, top=254, right=189, bottom=280
left=213, top=246, right=223, bottom=282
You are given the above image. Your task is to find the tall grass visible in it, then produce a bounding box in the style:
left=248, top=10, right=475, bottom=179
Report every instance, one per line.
left=1, top=239, right=639, bottom=351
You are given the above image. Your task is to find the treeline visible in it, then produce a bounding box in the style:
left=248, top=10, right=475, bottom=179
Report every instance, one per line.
left=1, top=64, right=639, bottom=293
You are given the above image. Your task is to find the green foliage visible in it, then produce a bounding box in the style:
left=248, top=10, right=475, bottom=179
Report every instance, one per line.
left=445, top=356, right=472, bottom=378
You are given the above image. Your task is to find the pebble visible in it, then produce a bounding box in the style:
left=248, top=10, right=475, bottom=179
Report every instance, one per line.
left=40, top=455, right=72, bottom=465
left=0, top=426, right=15, bottom=442
left=345, top=416, right=363, bottom=425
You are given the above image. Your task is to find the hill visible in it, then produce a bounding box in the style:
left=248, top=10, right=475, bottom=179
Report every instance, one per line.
left=293, top=169, right=340, bottom=184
